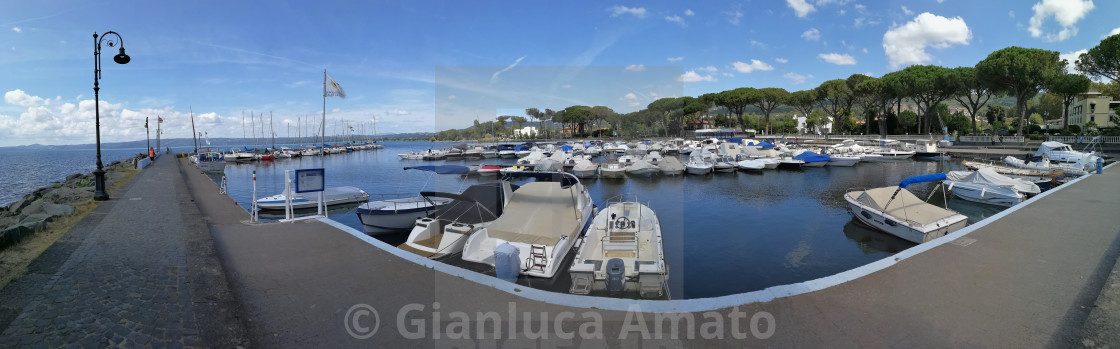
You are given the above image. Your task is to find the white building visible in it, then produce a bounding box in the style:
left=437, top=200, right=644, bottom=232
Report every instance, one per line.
left=795, top=115, right=833, bottom=134
left=513, top=126, right=538, bottom=137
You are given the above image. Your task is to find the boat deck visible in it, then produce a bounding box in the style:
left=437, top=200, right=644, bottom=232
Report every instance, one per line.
left=577, top=203, right=662, bottom=274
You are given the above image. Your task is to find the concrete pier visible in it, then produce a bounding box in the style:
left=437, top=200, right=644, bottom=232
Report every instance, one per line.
left=1, top=156, right=1117, bottom=347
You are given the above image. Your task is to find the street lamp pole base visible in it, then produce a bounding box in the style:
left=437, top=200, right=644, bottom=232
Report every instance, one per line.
left=93, top=169, right=109, bottom=201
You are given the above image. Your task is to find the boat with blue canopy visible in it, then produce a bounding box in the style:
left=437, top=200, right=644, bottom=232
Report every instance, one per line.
left=843, top=173, right=968, bottom=243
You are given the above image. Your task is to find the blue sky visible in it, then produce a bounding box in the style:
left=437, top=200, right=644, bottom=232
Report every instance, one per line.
left=1, top=0, right=1116, bottom=146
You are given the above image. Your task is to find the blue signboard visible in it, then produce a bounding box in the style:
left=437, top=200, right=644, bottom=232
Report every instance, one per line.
left=295, top=168, right=324, bottom=193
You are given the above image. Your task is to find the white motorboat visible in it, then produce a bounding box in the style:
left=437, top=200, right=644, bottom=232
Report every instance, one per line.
left=844, top=174, right=968, bottom=243
left=482, top=147, right=500, bottom=158
left=712, top=155, right=737, bottom=172
left=355, top=165, right=471, bottom=234
left=873, top=150, right=915, bottom=160
left=498, top=165, right=530, bottom=175
left=398, top=152, right=425, bottom=160
left=625, top=159, right=660, bottom=176
left=569, top=197, right=667, bottom=298
left=516, top=151, right=547, bottom=165
left=357, top=195, right=453, bottom=234
left=657, top=156, right=686, bottom=175
left=301, top=147, right=322, bottom=157
left=859, top=153, right=885, bottom=162
left=778, top=157, right=804, bottom=169
left=736, top=159, right=766, bottom=171
left=256, top=186, right=370, bottom=211
left=828, top=155, right=861, bottom=167
left=685, top=158, right=712, bottom=175
left=912, top=139, right=950, bottom=159
left=644, top=151, right=664, bottom=166
left=1034, top=141, right=1100, bottom=164
left=398, top=181, right=517, bottom=259
left=572, top=159, right=599, bottom=178
left=600, top=161, right=626, bottom=178
left=944, top=168, right=1040, bottom=207
left=225, top=148, right=254, bottom=162
left=461, top=172, right=595, bottom=279
left=793, top=151, right=830, bottom=167
left=193, top=147, right=226, bottom=173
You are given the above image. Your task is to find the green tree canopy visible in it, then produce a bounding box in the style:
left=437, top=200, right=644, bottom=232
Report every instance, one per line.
left=1075, top=34, right=1120, bottom=83
left=976, top=46, right=1064, bottom=135
left=1048, top=73, right=1092, bottom=129
left=753, top=87, right=789, bottom=134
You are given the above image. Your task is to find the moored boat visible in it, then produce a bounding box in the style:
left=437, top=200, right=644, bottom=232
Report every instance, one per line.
left=569, top=197, right=668, bottom=298
left=256, top=186, right=370, bottom=211
left=844, top=173, right=968, bottom=243
left=398, top=181, right=517, bottom=259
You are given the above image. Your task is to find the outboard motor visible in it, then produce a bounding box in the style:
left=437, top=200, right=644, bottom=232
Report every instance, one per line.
left=606, top=258, right=626, bottom=294
left=495, top=243, right=521, bottom=283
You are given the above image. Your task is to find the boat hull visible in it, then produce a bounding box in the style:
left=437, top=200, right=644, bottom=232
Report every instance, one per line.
left=828, top=157, right=860, bottom=167
left=844, top=191, right=967, bottom=244
left=945, top=181, right=1024, bottom=207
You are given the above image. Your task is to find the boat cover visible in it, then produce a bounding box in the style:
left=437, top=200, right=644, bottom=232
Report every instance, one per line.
left=560, top=145, right=573, bottom=152
left=403, top=165, right=470, bottom=174
left=573, top=159, right=598, bottom=171
left=793, top=151, right=830, bottom=162
left=746, top=141, right=775, bottom=148
left=726, top=137, right=744, bottom=144
left=514, top=145, right=529, bottom=151
left=856, top=187, right=960, bottom=226
left=486, top=182, right=582, bottom=245
left=420, top=182, right=513, bottom=224
left=899, top=173, right=946, bottom=188
left=945, top=168, right=1040, bottom=194
left=651, top=156, right=681, bottom=172
left=535, top=159, right=564, bottom=172
left=503, top=171, right=580, bottom=188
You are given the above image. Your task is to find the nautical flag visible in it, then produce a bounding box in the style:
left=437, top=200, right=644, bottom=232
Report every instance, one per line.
left=158, top=116, right=164, bottom=123
left=326, top=74, right=346, bottom=98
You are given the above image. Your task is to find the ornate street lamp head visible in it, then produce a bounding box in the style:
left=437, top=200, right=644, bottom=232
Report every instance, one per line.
left=113, top=47, right=130, bottom=64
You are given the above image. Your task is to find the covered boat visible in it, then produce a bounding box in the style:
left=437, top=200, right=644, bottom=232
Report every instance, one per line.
left=569, top=198, right=668, bottom=298
left=398, top=181, right=517, bottom=259
left=461, top=172, right=594, bottom=279
left=572, top=159, right=599, bottom=178
left=793, top=150, right=830, bottom=167
left=657, top=156, right=686, bottom=175
left=944, top=168, right=1040, bottom=207
left=844, top=173, right=968, bottom=243
left=625, top=159, right=660, bottom=176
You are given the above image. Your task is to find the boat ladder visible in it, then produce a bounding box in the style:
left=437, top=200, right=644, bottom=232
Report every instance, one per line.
left=528, top=245, right=548, bottom=273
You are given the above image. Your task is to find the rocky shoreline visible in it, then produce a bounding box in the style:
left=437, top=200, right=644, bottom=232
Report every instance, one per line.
left=0, top=155, right=146, bottom=250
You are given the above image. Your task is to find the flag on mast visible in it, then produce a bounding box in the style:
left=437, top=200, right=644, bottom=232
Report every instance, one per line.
left=325, top=74, right=346, bottom=98
left=158, top=116, right=164, bottom=123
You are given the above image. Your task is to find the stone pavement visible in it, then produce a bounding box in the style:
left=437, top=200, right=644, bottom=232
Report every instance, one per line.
left=0, top=156, right=248, bottom=348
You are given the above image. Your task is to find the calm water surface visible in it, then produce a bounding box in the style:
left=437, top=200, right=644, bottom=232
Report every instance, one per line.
left=214, top=141, right=1004, bottom=299
left=1, top=147, right=151, bottom=206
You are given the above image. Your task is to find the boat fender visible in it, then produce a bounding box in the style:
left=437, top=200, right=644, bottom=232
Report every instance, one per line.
left=947, top=182, right=955, bottom=191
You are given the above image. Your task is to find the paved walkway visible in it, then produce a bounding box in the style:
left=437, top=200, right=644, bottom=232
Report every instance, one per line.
left=181, top=157, right=1120, bottom=347
left=0, top=156, right=248, bottom=348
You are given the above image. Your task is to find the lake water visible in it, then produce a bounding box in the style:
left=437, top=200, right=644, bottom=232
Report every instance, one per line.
left=211, top=141, right=1005, bottom=299
left=0, top=147, right=151, bottom=206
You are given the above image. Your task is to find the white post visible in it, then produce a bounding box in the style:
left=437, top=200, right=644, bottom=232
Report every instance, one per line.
left=319, top=190, right=326, bottom=217
left=251, top=170, right=258, bottom=222
left=284, top=170, right=293, bottom=221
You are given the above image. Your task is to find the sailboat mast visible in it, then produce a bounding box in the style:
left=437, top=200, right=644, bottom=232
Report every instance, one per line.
left=190, top=107, right=197, bottom=153
left=322, top=70, right=327, bottom=161
left=270, top=111, right=275, bottom=150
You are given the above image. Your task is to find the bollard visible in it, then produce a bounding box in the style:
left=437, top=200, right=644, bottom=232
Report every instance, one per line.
left=1098, top=157, right=1103, bottom=174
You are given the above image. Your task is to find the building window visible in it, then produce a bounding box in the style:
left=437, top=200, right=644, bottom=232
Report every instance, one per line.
left=1090, top=103, right=1096, bottom=113
left=1091, top=116, right=1095, bottom=123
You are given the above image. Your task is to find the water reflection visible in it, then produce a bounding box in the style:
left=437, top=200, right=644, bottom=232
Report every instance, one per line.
left=842, top=219, right=915, bottom=254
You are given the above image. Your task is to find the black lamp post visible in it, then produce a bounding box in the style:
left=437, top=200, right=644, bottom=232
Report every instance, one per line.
left=92, top=31, right=130, bottom=201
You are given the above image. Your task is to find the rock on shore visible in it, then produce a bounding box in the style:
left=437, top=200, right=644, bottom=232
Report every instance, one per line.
left=0, top=155, right=144, bottom=249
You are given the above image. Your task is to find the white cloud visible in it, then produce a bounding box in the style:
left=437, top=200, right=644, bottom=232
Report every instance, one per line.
left=731, top=59, right=775, bottom=73
left=699, top=66, right=718, bottom=73
left=854, top=3, right=866, bottom=11
left=490, top=55, right=526, bottom=83
left=1109, top=27, right=1120, bottom=37
left=784, top=72, right=811, bottom=84
left=937, top=0, right=944, bottom=2
left=725, top=9, right=743, bottom=25
left=722, top=72, right=735, bottom=77
left=1060, top=49, right=1088, bottom=73
left=667, top=56, right=684, bottom=62
left=678, top=70, right=717, bottom=82
left=775, top=58, right=789, bottom=63
left=901, top=6, right=914, bottom=16
left=624, top=64, right=646, bottom=72
left=882, top=13, right=971, bottom=68
left=610, top=5, right=647, bottom=18
left=11, top=27, right=21, bottom=33
left=665, top=15, right=686, bottom=27
left=750, top=40, right=767, bottom=49
left=1028, top=0, right=1094, bottom=42
left=620, top=93, right=641, bottom=107
left=561, top=84, right=572, bottom=89
left=818, top=53, right=857, bottom=65
left=447, top=94, right=457, bottom=100
left=1009, top=10, right=1015, bottom=18
left=802, top=28, right=821, bottom=41
left=685, top=9, right=695, bottom=16
left=787, top=0, right=816, bottom=17
left=862, top=47, right=868, bottom=53
left=863, top=72, right=874, bottom=77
